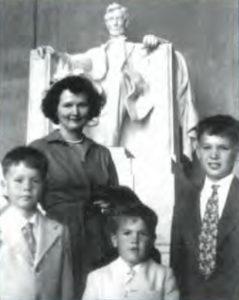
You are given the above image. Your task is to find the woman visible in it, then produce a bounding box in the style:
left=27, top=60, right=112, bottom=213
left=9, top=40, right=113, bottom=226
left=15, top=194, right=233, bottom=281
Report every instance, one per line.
left=30, top=75, right=118, bottom=296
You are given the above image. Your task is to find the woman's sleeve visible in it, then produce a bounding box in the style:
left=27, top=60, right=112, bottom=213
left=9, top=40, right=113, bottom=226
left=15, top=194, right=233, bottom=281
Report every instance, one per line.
left=61, top=226, right=74, bottom=300
left=107, top=151, right=119, bottom=186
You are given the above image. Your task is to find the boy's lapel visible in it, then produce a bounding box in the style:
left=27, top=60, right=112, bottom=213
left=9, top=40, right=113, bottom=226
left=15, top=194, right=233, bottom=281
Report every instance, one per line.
left=185, top=185, right=202, bottom=245
left=218, top=177, right=239, bottom=245
left=193, top=187, right=202, bottom=237
left=35, top=214, right=61, bottom=267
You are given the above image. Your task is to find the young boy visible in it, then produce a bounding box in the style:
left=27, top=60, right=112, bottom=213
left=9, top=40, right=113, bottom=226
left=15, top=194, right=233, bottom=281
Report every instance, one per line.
left=0, top=146, right=73, bottom=300
left=171, top=115, right=239, bottom=300
left=83, top=196, right=179, bottom=300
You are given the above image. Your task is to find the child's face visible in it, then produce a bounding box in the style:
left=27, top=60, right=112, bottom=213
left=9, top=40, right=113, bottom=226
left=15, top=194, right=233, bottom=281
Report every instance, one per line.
left=196, top=133, right=238, bottom=181
left=3, top=162, right=43, bottom=213
left=111, top=217, right=153, bottom=267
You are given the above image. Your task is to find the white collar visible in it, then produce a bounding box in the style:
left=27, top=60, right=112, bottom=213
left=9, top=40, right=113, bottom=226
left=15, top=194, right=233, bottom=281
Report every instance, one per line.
left=115, top=256, right=148, bottom=274
left=201, top=174, right=234, bottom=218
left=204, top=173, right=234, bottom=190
left=8, top=206, right=39, bottom=230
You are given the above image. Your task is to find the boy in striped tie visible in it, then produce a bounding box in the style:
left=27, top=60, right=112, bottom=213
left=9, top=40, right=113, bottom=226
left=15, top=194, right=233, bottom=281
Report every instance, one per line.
left=171, top=115, right=239, bottom=300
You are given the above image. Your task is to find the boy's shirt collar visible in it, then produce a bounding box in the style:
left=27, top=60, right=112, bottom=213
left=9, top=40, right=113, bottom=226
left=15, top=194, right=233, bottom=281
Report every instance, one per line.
left=200, top=173, right=234, bottom=219
left=116, top=256, right=147, bottom=275
left=7, top=206, right=39, bottom=231
left=204, top=173, right=234, bottom=188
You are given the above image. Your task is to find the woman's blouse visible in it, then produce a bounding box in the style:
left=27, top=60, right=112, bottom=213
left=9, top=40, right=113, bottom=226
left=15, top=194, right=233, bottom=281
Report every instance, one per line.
left=30, top=130, right=118, bottom=211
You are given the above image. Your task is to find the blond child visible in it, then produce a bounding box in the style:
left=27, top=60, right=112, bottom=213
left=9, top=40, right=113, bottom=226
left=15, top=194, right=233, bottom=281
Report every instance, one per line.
left=0, top=146, right=73, bottom=300
left=83, top=191, right=179, bottom=300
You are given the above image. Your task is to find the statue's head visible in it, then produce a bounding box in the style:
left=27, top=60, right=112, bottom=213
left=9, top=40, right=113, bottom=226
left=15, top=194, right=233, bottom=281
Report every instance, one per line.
left=104, top=3, right=129, bottom=37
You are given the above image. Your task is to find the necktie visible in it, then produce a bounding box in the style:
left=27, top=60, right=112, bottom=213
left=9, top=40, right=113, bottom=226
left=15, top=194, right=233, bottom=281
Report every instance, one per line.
left=22, top=222, right=36, bottom=259
left=124, top=267, right=136, bottom=297
left=198, top=184, right=219, bottom=279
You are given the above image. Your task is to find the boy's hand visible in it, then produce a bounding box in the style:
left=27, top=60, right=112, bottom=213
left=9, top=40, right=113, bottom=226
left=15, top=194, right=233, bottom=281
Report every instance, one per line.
left=93, top=200, right=110, bottom=214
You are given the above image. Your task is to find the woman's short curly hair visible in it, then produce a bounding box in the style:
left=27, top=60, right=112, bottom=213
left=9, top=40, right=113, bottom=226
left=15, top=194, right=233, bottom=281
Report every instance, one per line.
left=42, top=75, right=105, bottom=124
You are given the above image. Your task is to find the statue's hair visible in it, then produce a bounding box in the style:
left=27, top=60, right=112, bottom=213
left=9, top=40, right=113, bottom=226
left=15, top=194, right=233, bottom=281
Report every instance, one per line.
left=104, top=3, right=129, bottom=27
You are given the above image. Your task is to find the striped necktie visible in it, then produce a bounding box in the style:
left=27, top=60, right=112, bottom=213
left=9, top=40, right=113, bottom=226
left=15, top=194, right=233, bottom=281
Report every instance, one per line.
left=198, top=184, right=219, bottom=279
left=22, top=222, right=36, bottom=259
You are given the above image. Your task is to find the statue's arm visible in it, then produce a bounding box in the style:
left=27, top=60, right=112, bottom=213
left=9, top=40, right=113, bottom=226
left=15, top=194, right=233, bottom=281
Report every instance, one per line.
left=62, top=52, right=93, bottom=73
left=35, top=45, right=93, bottom=81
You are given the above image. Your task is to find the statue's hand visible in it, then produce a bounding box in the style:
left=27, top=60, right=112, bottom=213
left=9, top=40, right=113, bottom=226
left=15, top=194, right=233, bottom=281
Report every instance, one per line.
left=36, top=45, right=56, bottom=58
left=142, top=35, right=169, bottom=49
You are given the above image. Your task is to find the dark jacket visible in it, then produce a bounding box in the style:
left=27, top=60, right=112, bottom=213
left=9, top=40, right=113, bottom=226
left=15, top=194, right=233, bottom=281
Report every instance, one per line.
left=171, top=176, right=239, bottom=300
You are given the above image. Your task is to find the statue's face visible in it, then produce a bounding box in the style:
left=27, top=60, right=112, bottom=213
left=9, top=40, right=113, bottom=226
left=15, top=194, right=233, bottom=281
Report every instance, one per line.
left=105, top=9, right=127, bottom=37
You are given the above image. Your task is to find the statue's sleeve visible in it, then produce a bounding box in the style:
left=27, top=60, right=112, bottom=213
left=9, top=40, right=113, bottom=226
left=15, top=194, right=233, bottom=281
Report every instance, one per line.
left=53, top=45, right=108, bottom=81
left=175, top=51, right=198, bottom=160
left=53, top=51, right=90, bottom=81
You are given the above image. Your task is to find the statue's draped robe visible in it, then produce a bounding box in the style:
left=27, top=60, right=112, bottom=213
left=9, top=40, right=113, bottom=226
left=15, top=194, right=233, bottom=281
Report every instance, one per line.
left=28, top=39, right=198, bottom=259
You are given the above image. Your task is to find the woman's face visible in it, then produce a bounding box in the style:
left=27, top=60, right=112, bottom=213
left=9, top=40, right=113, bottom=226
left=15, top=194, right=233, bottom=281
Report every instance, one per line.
left=57, top=89, right=90, bottom=132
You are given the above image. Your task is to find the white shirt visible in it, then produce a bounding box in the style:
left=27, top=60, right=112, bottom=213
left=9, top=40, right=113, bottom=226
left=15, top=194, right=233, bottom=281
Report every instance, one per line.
left=3, top=206, right=40, bottom=255
left=116, top=257, right=146, bottom=297
left=82, top=257, right=179, bottom=300
left=200, top=174, right=234, bottom=219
